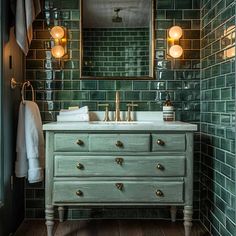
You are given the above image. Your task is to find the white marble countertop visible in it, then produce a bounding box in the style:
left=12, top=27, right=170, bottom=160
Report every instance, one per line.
left=43, top=120, right=197, bottom=131
left=43, top=112, right=197, bottom=131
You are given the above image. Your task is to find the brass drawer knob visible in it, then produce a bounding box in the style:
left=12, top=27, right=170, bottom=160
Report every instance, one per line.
left=76, top=139, right=84, bottom=146
left=115, top=157, right=124, bottom=165
left=156, top=163, right=164, bottom=170
left=76, top=190, right=83, bottom=196
left=157, top=139, right=165, bottom=146
left=116, top=140, right=123, bottom=148
left=156, top=190, right=164, bottom=197
left=76, top=163, right=84, bottom=170
left=115, top=183, right=124, bottom=191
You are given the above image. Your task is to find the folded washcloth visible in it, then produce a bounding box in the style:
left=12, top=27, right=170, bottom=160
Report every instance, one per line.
left=59, top=106, right=89, bottom=116
left=57, top=113, right=90, bottom=122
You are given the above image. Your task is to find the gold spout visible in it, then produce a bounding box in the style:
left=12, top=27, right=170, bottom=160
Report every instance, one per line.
left=115, top=91, right=121, bottom=121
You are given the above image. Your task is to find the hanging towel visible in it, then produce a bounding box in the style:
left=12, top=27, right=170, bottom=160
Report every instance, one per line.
left=15, top=0, right=41, bottom=55
left=15, top=101, right=45, bottom=183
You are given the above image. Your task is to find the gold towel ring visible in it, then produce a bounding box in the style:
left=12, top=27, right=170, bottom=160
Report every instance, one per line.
left=21, top=81, right=35, bottom=104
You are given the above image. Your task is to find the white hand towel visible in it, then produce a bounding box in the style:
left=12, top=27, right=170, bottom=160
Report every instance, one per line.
left=15, top=0, right=41, bottom=55
left=57, top=113, right=90, bottom=122
left=15, top=103, right=28, bottom=177
left=59, top=106, right=89, bottom=116
left=15, top=101, right=45, bottom=183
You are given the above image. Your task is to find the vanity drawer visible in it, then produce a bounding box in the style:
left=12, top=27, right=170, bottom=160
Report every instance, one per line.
left=54, top=155, right=185, bottom=177
left=54, top=133, right=89, bottom=152
left=53, top=181, right=184, bottom=203
left=89, top=134, right=150, bottom=152
left=152, top=134, right=185, bottom=152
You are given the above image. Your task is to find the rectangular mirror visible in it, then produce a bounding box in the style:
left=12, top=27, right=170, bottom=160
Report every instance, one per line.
left=80, top=0, right=154, bottom=79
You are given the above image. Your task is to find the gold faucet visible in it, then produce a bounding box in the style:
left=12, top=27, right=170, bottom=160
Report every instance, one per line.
left=115, top=91, right=121, bottom=121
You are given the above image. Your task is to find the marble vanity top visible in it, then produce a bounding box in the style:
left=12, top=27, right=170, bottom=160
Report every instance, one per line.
left=43, top=111, right=197, bottom=131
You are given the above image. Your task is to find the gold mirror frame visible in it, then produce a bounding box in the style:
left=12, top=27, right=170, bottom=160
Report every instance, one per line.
left=79, top=0, right=155, bottom=80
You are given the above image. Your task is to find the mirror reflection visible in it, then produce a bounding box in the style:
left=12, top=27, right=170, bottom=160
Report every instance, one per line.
left=81, top=0, right=153, bottom=79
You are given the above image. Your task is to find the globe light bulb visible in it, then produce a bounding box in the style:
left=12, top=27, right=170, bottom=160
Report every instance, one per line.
left=51, top=45, right=65, bottom=58
left=224, top=25, right=235, bottom=40
left=225, top=47, right=235, bottom=58
left=169, top=45, right=183, bottom=58
left=169, top=26, right=183, bottom=40
left=50, top=26, right=65, bottom=39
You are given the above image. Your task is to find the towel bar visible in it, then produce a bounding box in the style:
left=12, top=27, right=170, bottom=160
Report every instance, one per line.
left=10, top=78, right=30, bottom=89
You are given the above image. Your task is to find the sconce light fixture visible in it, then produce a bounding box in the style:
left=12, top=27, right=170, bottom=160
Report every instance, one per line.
left=50, top=26, right=67, bottom=59
left=168, top=26, right=183, bottom=58
left=223, top=25, right=236, bottom=59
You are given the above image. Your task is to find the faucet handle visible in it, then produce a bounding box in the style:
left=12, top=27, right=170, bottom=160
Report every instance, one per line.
left=126, top=103, right=138, bottom=122
left=98, top=103, right=110, bottom=122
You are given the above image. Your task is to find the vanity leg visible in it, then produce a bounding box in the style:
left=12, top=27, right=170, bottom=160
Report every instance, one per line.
left=183, top=206, right=193, bottom=236
left=45, top=205, right=54, bottom=236
left=170, top=206, right=177, bottom=222
left=58, top=206, right=65, bottom=222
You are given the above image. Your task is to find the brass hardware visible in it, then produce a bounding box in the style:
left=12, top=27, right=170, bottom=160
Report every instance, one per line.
left=76, top=163, right=84, bottom=170
left=98, top=103, right=110, bottom=121
left=156, top=190, right=164, bottom=197
left=115, top=91, right=121, bottom=121
left=76, top=139, right=84, bottom=146
left=157, top=139, right=165, bottom=146
left=115, top=183, right=124, bottom=190
left=156, top=163, right=164, bottom=170
left=76, top=190, right=83, bottom=196
left=115, top=140, right=123, bottom=148
left=115, top=157, right=124, bottom=165
left=126, top=103, right=138, bottom=122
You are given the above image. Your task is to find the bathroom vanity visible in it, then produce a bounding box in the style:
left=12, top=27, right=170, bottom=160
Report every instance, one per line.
left=43, top=114, right=197, bottom=236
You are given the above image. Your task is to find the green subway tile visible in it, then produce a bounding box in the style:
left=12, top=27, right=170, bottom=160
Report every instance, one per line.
left=73, top=91, right=89, bottom=100
left=26, top=60, right=44, bottom=69
left=141, top=92, right=157, bottom=101
left=156, top=0, right=174, bottom=9
left=133, top=81, right=150, bottom=90
left=81, top=81, right=97, bottom=90
left=221, top=88, right=231, bottom=100
left=175, top=20, right=192, bottom=29
left=116, top=81, right=132, bottom=90
left=90, top=91, right=106, bottom=100
left=183, top=10, right=200, bottom=19
left=175, top=0, right=192, bottom=9
left=124, top=91, right=140, bottom=101
left=166, top=10, right=182, bottom=19
left=221, top=61, right=232, bottom=74
left=54, top=91, right=72, bottom=100
left=98, top=81, right=115, bottom=90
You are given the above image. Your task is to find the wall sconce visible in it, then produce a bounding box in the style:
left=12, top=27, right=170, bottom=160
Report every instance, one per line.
left=50, top=26, right=67, bottom=59
left=223, top=25, right=236, bottom=59
left=168, top=26, right=183, bottom=58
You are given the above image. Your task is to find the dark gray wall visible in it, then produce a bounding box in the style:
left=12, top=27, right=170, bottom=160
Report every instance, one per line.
left=0, top=0, right=25, bottom=235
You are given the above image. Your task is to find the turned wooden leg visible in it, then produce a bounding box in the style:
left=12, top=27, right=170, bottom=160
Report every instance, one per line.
left=58, top=206, right=65, bottom=222
left=170, top=206, right=177, bottom=222
left=183, top=206, right=193, bottom=236
left=45, top=205, right=54, bottom=236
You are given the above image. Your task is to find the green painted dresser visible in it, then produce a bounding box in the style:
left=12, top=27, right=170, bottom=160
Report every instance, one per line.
left=43, top=120, right=197, bottom=236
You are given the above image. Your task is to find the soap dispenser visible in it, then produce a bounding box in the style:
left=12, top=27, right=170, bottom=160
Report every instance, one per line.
left=163, top=92, right=174, bottom=121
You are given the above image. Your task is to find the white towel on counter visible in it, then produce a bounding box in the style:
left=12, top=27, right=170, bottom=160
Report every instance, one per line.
left=59, top=106, right=89, bottom=116
left=15, top=101, right=45, bottom=183
left=15, top=0, right=41, bottom=55
left=57, top=113, right=90, bottom=122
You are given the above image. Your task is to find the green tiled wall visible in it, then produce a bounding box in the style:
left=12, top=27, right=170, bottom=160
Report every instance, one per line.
left=200, top=0, right=235, bottom=235
left=25, top=0, right=201, bottom=220
left=83, top=28, right=149, bottom=77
